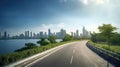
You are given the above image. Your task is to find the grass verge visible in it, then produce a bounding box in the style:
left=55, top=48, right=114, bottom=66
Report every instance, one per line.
left=88, top=41, right=120, bottom=54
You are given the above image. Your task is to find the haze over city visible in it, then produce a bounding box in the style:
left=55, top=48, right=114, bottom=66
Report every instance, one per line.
left=0, top=0, right=120, bottom=36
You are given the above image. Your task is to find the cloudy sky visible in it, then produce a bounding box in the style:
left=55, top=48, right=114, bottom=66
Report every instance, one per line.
left=0, top=0, right=120, bottom=36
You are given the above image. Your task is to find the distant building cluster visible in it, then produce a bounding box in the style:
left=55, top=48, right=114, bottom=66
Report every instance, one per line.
left=71, top=27, right=91, bottom=38
left=0, top=31, right=10, bottom=39
left=0, top=27, right=91, bottom=39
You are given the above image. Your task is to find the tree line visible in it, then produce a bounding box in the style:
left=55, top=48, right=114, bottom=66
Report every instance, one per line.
left=91, top=24, right=120, bottom=45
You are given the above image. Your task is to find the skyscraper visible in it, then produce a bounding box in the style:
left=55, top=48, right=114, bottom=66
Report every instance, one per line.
left=25, top=31, right=29, bottom=38
left=25, top=31, right=27, bottom=38
left=44, top=32, right=47, bottom=38
left=83, top=26, right=86, bottom=36
left=82, top=27, right=89, bottom=38
left=33, top=33, right=36, bottom=38
left=60, top=29, right=66, bottom=38
left=0, top=32, right=1, bottom=38
left=30, top=32, right=32, bottom=38
left=4, top=31, right=7, bottom=39
left=40, top=32, right=44, bottom=38
left=48, top=29, right=51, bottom=37
left=76, top=29, right=79, bottom=38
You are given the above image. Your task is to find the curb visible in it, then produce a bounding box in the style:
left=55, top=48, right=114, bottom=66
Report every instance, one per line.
left=6, top=42, right=76, bottom=67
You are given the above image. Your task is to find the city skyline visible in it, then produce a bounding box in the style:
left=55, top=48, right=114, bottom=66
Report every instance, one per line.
left=0, top=27, right=90, bottom=39
left=0, top=0, right=120, bottom=36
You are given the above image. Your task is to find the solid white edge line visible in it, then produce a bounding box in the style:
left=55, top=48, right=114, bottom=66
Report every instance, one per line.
left=25, top=45, right=65, bottom=67
left=25, top=42, right=77, bottom=67
left=6, top=42, right=77, bottom=67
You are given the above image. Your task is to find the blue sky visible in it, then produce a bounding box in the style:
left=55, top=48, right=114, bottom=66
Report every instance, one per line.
left=0, top=0, right=120, bottom=36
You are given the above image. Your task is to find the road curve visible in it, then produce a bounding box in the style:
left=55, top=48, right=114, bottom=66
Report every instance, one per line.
left=29, top=40, right=114, bottom=67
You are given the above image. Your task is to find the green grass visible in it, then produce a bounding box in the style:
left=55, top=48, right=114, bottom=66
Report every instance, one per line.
left=88, top=41, right=120, bottom=54
left=0, top=40, right=80, bottom=66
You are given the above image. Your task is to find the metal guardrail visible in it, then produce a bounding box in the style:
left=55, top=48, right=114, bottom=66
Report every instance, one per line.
left=90, top=44, right=120, bottom=61
left=86, top=42, right=120, bottom=66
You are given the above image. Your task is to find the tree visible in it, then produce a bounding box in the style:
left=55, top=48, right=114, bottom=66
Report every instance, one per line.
left=91, top=33, right=106, bottom=43
left=48, top=36, right=57, bottom=43
left=37, top=38, right=50, bottom=46
left=63, top=34, right=73, bottom=41
left=110, top=33, right=120, bottom=45
left=98, top=24, right=117, bottom=47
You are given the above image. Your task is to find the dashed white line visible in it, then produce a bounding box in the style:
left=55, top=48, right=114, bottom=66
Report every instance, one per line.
left=70, top=56, right=73, bottom=64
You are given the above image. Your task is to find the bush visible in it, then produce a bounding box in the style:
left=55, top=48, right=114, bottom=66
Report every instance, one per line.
left=37, top=38, right=50, bottom=46
left=25, top=43, right=36, bottom=48
left=15, top=43, right=36, bottom=52
left=0, top=40, right=77, bottom=66
left=63, top=34, right=73, bottom=41
left=48, top=36, right=57, bottom=43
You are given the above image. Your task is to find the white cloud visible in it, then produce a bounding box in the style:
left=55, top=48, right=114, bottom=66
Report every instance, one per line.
left=82, top=0, right=89, bottom=5
left=30, top=22, right=66, bottom=34
left=79, top=0, right=110, bottom=5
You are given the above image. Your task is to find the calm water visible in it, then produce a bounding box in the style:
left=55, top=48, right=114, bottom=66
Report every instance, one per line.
left=0, top=39, right=62, bottom=55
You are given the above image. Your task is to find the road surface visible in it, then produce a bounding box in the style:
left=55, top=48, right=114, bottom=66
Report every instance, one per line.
left=30, top=40, right=114, bottom=67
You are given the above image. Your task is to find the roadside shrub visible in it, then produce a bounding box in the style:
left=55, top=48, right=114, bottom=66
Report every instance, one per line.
left=37, top=38, right=50, bottom=46
left=48, top=36, right=57, bottom=43
left=0, top=40, right=76, bottom=66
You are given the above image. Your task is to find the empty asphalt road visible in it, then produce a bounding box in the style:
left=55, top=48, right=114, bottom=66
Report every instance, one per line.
left=30, top=40, right=114, bottom=67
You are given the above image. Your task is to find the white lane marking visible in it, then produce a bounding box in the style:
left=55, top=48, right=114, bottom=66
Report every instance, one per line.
left=70, top=56, right=73, bottom=64
left=25, top=42, right=77, bottom=67
left=73, top=49, right=75, bottom=53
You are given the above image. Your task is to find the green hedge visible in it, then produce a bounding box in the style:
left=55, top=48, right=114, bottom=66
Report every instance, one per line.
left=0, top=40, right=78, bottom=66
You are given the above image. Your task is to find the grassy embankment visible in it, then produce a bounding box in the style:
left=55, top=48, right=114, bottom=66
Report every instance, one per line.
left=88, top=41, right=120, bottom=54
left=0, top=40, right=79, bottom=66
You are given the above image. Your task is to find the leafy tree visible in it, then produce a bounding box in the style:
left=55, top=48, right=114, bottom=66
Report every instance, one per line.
left=110, top=33, right=120, bottom=45
left=37, top=38, right=50, bottom=46
left=63, top=34, right=73, bottom=41
left=98, top=24, right=117, bottom=38
left=48, top=36, right=57, bottom=43
left=91, top=33, right=106, bottom=43
left=98, top=24, right=117, bottom=47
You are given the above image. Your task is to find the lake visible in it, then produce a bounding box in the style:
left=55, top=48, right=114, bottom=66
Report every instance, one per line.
left=0, top=39, right=62, bottom=55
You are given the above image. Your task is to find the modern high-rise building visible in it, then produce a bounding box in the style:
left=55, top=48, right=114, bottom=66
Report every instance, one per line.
left=60, top=29, right=66, bottom=38
left=40, top=32, right=44, bottom=38
left=82, top=27, right=89, bottom=38
left=0, top=32, right=1, bottom=38
left=48, top=29, right=51, bottom=37
left=33, top=33, right=36, bottom=38
left=4, top=31, right=7, bottom=39
left=83, top=26, right=86, bottom=36
left=25, top=31, right=29, bottom=38
left=76, top=29, right=79, bottom=38
left=44, top=32, right=47, bottom=38
left=30, top=32, right=32, bottom=38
